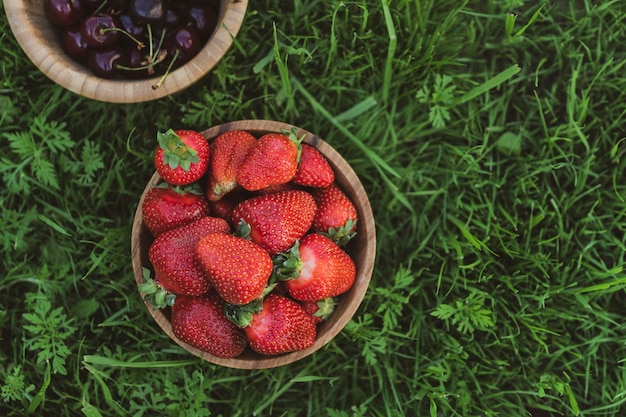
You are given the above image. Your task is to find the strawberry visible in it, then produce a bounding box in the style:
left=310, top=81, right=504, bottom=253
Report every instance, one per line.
left=312, top=184, right=358, bottom=246
left=171, top=291, right=248, bottom=358
left=195, top=232, right=273, bottom=305
left=300, top=298, right=337, bottom=324
left=252, top=181, right=300, bottom=196
left=142, top=183, right=211, bottom=237
left=292, top=143, right=334, bottom=188
left=154, top=129, right=210, bottom=186
left=206, top=130, right=257, bottom=201
left=144, top=216, right=231, bottom=303
left=241, top=293, right=316, bottom=355
left=208, top=188, right=251, bottom=225
left=236, top=128, right=304, bottom=191
left=231, top=190, right=317, bottom=255
left=274, top=233, right=356, bottom=302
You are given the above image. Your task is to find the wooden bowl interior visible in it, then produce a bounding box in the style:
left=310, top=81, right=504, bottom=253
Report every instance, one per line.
left=3, top=0, right=248, bottom=103
left=131, top=120, right=376, bottom=369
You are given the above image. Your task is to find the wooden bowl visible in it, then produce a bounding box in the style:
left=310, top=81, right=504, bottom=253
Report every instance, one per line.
left=3, top=0, right=248, bottom=103
left=131, top=120, right=376, bottom=369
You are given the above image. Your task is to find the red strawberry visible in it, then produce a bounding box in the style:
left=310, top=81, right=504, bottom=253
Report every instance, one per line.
left=300, top=298, right=337, bottom=324
left=146, top=216, right=231, bottom=302
left=236, top=129, right=304, bottom=191
left=154, top=129, right=210, bottom=186
left=171, top=291, right=248, bottom=358
left=231, top=190, right=317, bottom=255
left=292, top=143, right=334, bottom=188
left=208, top=189, right=251, bottom=225
left=195, top=233, right=273, bottom=305
left=206, top=130, right=257, bottom=201
left=312, top=184, right=358, bottom=246
left=275, top=233, right=356, bottom=302
left=142, top=184, right=211, bottom=237
left=242, top=294, right=316, bottom=355
left=252, top=181, right=300, bottom=196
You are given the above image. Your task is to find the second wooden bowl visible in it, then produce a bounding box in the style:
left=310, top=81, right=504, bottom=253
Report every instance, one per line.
left=3, top=0, right=248, bottom=103
left=131, top=120, right=376, bottom=369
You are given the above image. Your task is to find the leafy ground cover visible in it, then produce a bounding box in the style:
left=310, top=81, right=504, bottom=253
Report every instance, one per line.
left=2, top=0, right=626, bottom=415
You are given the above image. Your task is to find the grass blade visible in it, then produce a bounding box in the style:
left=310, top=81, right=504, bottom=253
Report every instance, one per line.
left=83, top=355, right=198, bottom=368
left=453, top=64, right=521, bottom=105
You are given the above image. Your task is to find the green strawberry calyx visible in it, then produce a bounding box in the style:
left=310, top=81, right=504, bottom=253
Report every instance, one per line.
left=225, top=281, right=278, bottom=328
left=234, top=219, right=252, bottom=240
left=271, top=241, right=302, bottom=282
left=153, top=181, right=204, bottom=196
left=313, top=297, right=337, bottom=321
left=280, top=127, right=306, bottom=164
left=138, top=267, right=176, bottom=309
left=157, top=129, right=199, bottom=172
left=321, top=218, right=358, bottom=247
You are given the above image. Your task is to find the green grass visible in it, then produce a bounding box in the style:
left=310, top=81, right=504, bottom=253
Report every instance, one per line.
left=2, top=0, right=626, bottom=415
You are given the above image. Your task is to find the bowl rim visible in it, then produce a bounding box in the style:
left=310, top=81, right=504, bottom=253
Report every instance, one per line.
left=131, top=119, right=377, bottom=369
left=3, top=0, right=248, bottom=103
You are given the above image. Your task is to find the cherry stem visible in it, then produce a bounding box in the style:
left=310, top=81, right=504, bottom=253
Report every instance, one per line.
left=152, top=50, right=180, bottom=90
left=100, top=27, right=146, bottom=49
left=152, top=28, right=167, bottom=64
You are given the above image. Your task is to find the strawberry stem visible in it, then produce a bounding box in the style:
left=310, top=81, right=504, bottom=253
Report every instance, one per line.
left=280, top=127, right=306, bottom=164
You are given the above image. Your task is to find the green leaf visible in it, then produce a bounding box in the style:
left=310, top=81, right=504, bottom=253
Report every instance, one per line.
left=81, top=399, right=104, bottom=417
left=496, top=131, right=522, bottom=156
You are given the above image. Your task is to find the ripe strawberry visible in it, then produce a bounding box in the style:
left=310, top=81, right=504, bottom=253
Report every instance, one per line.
left=206, top=130, right=257, bottom=201
left=142, top=184, right=210, bottom=237
left=312, top=184, right=358, bottom=246
left=236, top=128, right=305, bottom=191
left=242, top=293, right=316, bottom=355
left=292, top=143, right=334, bottom=188
left=252, top=181, right=300, bottom=196
left=274, top=233, right=356, bottom=302
left=154, top=129, right=210, bottom=186
left=300, top=298, right=337, bottom=324
left=208, top=189, right=251, bottom=225
left=171, top=291, right=248, bottom=358
left=195, top=233, right=273, bottom=305
left=146, top=216, right=231, bottom=302
left=231, top=190, right=317, bottom=255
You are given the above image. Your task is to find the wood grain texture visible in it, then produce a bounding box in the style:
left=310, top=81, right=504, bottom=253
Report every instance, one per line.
left=4, top=0, right=248, bottom=103
left=131, top=120, right=377, bottom=369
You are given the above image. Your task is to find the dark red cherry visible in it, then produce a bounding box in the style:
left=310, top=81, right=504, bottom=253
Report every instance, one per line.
left=119, top=48, right=150, bottom=79
left=82, top=0, right=101, bottom=12
left=165, top=25, right=202, bottom=63
left=87, top=46, right=126, bottom=79
left=44, top=0, right=84, bottom=26
left=81, top=13, right=122, bottom=48
left=118, top=14, right=147, bottom=47
left=165, top=6, right=182, bottom=28
left=130, top=0, right=166, bottom=25
left=185, top=4, right=218, bottom=42
left=60, top=24, right=90, bottom=62
left=105, top=0, right=128, bottom=12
